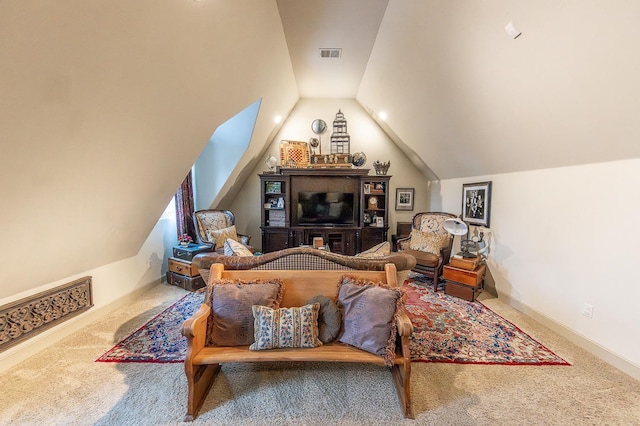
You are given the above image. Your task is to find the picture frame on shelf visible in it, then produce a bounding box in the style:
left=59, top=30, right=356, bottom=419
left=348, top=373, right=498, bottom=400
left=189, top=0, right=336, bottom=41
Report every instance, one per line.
left=395, top=188, right=414, bottom=211
left=375, top=216, right=384, bottom=227
left=462, top=181, right=492, bottom=227
left=363, top=183, right=371, bottom=194
left=265, top=182, right=282, bottom=194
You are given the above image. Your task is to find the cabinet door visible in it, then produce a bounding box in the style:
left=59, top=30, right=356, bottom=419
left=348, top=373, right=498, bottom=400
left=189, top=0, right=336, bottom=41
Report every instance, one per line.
left=262, top=229, right=290, bottom=253
left=360, top=227, right=387, bottom=252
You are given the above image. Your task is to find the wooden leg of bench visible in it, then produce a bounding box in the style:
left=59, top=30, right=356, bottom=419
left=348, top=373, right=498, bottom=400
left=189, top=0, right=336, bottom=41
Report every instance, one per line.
left=184, top=363, right=221, bottom=422
left=391, top=361, right=414, bottom=419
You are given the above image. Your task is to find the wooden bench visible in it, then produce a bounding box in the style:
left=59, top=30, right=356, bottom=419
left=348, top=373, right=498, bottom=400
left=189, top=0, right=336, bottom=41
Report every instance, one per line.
left=181, top=263, right=414, bottom=421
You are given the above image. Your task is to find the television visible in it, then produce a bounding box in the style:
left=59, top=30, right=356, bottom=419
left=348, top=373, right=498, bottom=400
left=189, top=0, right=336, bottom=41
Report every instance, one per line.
left=296, top=191, right=355, bottom=226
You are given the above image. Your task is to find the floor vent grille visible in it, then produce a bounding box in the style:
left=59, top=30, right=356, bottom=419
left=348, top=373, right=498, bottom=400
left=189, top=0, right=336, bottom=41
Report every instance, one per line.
left=0, top=276, right=93, bottom=352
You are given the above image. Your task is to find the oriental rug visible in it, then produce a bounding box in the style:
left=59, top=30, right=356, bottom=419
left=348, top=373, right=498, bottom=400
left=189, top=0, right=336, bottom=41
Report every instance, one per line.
left=96, top=274, right=569, bottom=365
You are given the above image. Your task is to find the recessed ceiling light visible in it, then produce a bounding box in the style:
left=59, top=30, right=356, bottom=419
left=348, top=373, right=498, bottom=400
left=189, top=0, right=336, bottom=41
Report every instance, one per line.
left=378, top=111, right=388, bottom=121
left=274, top=115, right=282, bottom=124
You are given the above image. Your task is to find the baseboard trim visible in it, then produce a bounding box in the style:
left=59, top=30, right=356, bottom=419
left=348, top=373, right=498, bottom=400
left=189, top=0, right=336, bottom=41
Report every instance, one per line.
left=0, top=277, right=162, bottom=374
left=501, top=294, right=640, bottom=381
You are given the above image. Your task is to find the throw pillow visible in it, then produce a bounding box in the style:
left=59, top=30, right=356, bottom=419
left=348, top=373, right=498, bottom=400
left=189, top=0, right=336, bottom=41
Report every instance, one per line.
left=223, top=238, right=253, bottom=257
left=355, top=241, right=391, bottom=258
left=305, top=295, right=342, bottom=343
left=205, top=225, right=238, bottom=250
left=409, top=229, right=450, bottom=255
left=207, top=278, right=284, bottom=346
left=249, top=303, right=322, bottom=350
left=337, top=276, right=406, bottom=366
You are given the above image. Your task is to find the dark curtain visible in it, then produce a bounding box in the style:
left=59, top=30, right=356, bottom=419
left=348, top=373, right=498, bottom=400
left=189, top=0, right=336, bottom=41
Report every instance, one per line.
left=175, top=170, right=195, bottom=240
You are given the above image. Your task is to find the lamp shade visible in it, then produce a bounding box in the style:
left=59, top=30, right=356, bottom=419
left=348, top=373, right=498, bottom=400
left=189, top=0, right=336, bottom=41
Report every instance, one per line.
left=443, top=218, right=468, bottom=236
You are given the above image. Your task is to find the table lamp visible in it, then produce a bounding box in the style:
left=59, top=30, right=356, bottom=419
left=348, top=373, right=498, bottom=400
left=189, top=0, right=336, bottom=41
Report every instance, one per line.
left=443, top=218, right=476, bottom=258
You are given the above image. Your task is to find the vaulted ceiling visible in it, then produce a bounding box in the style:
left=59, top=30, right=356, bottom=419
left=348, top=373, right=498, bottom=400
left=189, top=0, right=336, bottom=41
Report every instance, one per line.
left=278, top=0, right=640, bottom=180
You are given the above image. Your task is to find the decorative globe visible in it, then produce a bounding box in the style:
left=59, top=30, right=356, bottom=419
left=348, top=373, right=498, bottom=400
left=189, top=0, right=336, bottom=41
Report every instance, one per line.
left=265, top=155, right=278, bottom=171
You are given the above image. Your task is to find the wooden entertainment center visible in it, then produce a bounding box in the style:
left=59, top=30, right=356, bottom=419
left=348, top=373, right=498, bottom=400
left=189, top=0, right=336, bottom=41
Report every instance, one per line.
left=260, top=168, right=391, bottom=255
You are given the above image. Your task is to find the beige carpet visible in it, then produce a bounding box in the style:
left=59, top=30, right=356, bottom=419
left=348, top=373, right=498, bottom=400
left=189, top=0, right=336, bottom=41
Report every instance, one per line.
left=1, top=283, right=639, bottom=425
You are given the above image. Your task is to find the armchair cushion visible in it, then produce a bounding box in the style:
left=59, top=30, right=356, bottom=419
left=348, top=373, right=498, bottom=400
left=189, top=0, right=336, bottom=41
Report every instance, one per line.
left=401, top=249, right=439, bottom=267
left=409, top=229, right=451, bottom=256
left=337, top=276, right=406, bottom=366
left=249, top=303, right=322, bottom=350
left=206, top=278, right=284, bottom=346
left=205, top=225, right=238, bottom=250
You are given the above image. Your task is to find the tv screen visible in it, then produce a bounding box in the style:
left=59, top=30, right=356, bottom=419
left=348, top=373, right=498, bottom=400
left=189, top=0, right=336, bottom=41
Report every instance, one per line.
left=296, top=191, right=355, bottom=226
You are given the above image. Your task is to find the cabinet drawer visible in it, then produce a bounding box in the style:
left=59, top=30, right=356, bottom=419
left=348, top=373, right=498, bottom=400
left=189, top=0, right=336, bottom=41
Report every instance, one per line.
left=168, top=258, right=200, bottom=277
left=443, top=264, right=486, bottom=286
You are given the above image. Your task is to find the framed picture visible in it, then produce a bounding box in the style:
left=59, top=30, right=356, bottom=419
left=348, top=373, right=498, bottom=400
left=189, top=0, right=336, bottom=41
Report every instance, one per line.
left=395, top=188, right=414, bottom=211
left=375, top=216, right=384, bottom=227
left=462, top=181, right=492, bottom=227
left=265, top=181, right=281, bottom=194
left=363, top=183, right=371, bottom=194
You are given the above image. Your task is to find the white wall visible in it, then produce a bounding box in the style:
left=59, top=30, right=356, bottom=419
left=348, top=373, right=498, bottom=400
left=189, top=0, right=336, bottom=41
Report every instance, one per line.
left=230, top=98, right=433, bottom=248
left=432, top=158, right=640, bottom=377
left=0, top=208, right=176, bottom=373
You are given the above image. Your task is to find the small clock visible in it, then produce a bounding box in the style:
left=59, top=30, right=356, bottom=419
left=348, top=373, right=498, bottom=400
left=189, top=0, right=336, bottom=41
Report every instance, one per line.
left=368, top=196, right=378, bottom=209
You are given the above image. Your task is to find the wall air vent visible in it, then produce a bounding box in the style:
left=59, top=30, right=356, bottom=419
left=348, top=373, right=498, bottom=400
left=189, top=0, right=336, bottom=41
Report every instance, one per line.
left=319, top=48, right=342, bottom=58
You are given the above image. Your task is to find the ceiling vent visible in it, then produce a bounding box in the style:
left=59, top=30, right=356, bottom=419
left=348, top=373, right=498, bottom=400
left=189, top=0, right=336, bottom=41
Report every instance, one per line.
left=319, top=48, right=342, bottom=58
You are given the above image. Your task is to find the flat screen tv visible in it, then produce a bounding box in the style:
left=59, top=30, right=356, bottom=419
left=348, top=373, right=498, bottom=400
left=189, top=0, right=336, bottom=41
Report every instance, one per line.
left=296, top=191, right=355, bottom=226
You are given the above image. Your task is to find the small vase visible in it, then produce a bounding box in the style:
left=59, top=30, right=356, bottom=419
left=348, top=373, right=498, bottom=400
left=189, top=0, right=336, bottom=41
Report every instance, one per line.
left=180, top=241, right=189, bottom=247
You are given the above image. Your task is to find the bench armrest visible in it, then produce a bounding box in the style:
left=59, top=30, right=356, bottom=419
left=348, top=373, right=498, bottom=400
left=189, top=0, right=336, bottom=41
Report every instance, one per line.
left=182, top=304, right=211, bottom=360
left=396, top=309, right=413, bottom=337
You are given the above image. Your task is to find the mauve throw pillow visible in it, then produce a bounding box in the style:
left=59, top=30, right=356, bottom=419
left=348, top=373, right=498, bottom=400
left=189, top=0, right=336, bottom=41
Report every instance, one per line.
left=206, top=279, right=284, bottom=346
left=337, top=276, right=405, bottom=366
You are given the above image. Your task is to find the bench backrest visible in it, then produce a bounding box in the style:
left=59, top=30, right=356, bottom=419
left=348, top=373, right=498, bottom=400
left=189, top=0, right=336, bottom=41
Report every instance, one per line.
left=209, top=263, right=398, bottom=308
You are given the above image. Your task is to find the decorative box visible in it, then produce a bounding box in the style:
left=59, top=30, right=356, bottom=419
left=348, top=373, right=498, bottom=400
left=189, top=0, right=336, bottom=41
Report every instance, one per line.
left=449, top=256, right=480, bottom=271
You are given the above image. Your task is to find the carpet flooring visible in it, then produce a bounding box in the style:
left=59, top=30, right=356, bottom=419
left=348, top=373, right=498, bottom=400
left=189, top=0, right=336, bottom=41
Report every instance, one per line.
left=96, top=273, right=568, bottom=366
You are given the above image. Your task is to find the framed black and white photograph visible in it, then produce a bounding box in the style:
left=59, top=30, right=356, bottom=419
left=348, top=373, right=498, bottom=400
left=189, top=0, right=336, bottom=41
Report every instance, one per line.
left=462, top=181, right=492, bottom=227
left=363, top=183, right=371, bottom=194
left=375, top=216, right=384, bottom=227
left=395, top=188, right=414, bottom=211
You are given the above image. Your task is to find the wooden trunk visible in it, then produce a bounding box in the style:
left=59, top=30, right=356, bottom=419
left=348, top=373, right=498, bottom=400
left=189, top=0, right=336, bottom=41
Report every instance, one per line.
left=443, top=263, right=486, bottom=302
left=169, top=257, right=200, bottom=277
left=166, top=271, right=205, bottom=291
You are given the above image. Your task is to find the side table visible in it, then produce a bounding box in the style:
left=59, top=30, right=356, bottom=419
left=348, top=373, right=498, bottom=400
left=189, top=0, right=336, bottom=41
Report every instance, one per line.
left=166, top=244, right=210, bottom=291
left=443, top=263, right=486, bottom=302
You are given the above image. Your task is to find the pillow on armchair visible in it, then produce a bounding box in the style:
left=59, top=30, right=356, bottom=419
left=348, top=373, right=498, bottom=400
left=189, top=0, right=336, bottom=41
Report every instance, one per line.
left=205, top=225, right=239, bottom=250
left=409, top=229, right=450, bottom=255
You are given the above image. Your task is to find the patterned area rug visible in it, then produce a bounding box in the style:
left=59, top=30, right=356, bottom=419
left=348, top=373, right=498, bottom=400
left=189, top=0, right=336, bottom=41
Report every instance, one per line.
left=96, top=274, right=569, bottom=365
left=406, top=273, right=568, bottom=365
left=96, top=290, right=204, bottom=363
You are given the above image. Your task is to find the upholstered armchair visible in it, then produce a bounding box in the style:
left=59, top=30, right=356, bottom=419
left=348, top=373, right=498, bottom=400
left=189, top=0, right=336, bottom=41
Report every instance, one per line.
left=396, top=212, right=456, bottom=291
left=193, top=209, right=251, bottom=252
